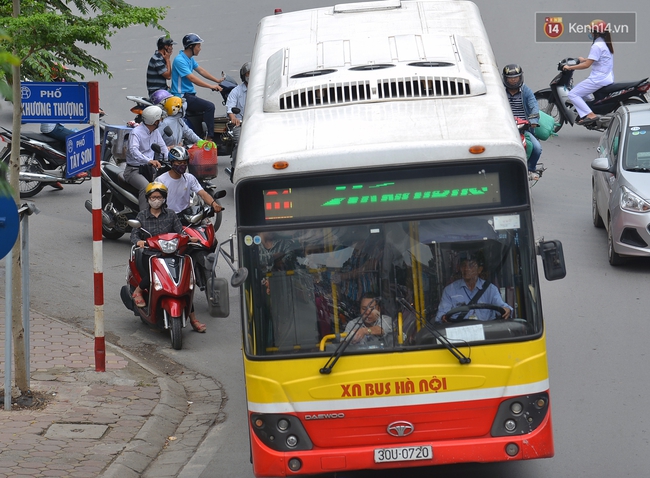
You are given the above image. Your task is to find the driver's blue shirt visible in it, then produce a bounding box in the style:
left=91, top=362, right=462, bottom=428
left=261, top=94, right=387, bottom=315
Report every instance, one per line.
left=435, top=278, right=512, bottom=321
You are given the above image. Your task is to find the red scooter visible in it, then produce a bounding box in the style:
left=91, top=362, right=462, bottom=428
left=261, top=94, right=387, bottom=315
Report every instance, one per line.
left=120, top=226, right=195, bottom=350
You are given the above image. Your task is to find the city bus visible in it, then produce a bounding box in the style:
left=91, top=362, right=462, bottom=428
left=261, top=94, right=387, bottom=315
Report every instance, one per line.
left=234, top=1, right=566, bottom=476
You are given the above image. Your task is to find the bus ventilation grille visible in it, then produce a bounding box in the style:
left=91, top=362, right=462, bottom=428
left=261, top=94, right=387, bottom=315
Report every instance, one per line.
left=278, top=76, right=472, bottom=110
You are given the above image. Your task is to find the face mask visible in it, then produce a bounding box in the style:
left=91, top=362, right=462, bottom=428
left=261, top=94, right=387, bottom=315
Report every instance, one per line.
left=148, top=198, right=165, bottom=209
left=172, top=163, right=187, bottom=174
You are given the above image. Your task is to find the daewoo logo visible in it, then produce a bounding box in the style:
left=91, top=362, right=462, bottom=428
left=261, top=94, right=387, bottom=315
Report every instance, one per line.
left=387, top=421, right=414, bottom=437
left=304, top=413, right=345, bottom=421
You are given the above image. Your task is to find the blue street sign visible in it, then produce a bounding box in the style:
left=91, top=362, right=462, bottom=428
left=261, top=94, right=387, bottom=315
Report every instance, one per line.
left=66, top=127, right=95, bottom=177
left=20, top=82, right=90, bottom=123
left=0, top=196, right=19, bottom=260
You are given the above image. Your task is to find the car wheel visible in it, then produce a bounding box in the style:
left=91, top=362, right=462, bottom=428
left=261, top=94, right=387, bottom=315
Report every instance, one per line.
left=607, top=217, right=625, bottom=266
left=592, top=181, right=604, bottom=228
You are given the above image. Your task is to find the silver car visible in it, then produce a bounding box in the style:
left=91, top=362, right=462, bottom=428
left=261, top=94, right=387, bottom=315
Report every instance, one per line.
left=592, top=103, right=650, bottom=265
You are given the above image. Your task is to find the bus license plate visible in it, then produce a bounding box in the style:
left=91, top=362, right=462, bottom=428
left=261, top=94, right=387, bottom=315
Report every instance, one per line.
left=374, top=445, right=433, bottom=463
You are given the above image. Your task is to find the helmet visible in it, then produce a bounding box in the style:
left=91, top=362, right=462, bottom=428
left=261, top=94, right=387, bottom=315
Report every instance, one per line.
left=590, top=19, right=608, bottom=34
left=142, top=106, right=163, bottom=125
left=502, top=64, right=524, bottom=90
left=157, top=36, right=176, bottom=50
left=164, top=96, right=183, bottom=116
left=240, top=62, right=251, bottom=83
left=145, top=181, right=168, bottom=199
left=182, top=33, right=204, bottom=50
left=150, top=89, right=173, bottom=105
left=168, top=146, right=190, bottom=162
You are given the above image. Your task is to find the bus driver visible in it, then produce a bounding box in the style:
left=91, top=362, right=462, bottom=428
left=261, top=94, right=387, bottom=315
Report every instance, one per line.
left=435, top=252, right=512, bottom=322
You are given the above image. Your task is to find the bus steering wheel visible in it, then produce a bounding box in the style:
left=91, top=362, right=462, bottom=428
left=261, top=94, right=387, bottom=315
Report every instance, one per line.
left=443, top=304, right=507, bottom=323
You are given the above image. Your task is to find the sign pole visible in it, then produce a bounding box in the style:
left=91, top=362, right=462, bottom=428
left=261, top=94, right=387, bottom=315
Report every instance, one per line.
left=89, top=81, right=105, bottom=372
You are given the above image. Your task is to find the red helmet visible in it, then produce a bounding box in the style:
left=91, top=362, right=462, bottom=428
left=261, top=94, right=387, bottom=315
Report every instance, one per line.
left=590, top=19, right=608, bottom=34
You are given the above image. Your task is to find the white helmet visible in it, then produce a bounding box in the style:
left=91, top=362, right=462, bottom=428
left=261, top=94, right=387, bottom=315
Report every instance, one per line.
left=142, top=105, right=163, bottom=125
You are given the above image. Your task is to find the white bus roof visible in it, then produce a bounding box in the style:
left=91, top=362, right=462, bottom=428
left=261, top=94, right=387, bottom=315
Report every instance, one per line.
left=236, top=0, right=524, bottom=182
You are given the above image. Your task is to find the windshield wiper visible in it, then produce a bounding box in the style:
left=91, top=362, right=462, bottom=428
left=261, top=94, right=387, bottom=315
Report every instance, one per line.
left=320, top=298, right=378, bottom=374
left=626, top=166, right=650, bottom=172
left=396, top=298, right=471, bottom=365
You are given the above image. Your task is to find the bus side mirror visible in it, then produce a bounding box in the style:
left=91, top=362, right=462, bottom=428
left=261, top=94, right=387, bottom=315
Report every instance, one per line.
left=537, top=239, right=566, bottom=281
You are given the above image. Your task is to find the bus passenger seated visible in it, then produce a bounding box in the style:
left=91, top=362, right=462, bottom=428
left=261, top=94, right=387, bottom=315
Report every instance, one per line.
left=344, top=294, right=393, bottom=347
left=435, top=252, right=512, bottom=322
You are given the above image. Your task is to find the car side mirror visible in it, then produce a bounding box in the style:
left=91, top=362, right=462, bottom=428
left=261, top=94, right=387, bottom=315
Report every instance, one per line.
left=591, top=157, right=615, bottom=174
left=537, top=239, right=566, bottom=281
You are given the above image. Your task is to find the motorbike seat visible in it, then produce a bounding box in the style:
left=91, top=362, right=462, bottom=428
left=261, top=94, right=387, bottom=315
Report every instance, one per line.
left=22, top=131, right=65, bottom=149
left=593, top=81, right=643, bottom=100
left=104, top=162, right=140, bottom=196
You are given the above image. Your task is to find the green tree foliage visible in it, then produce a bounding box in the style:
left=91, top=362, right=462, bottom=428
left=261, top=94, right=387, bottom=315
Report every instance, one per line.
left=0, top=0, right=167, bottom=82
left=0, top=28, right=20, bottom=100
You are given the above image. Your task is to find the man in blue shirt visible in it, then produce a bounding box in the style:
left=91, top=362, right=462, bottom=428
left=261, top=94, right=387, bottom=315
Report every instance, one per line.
left=435, top=252, right=512, bottom=322
left=171, top=33, right=224, bottom=141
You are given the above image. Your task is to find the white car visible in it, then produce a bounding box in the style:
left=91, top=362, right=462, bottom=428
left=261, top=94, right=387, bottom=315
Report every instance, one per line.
left=592, top=103, right=650, bottom=265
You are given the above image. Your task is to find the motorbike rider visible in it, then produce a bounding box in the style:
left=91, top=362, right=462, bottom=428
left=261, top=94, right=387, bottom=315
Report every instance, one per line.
left=171, top=33, right=224, bottom=141
left=502, top=64, right=542, bottom=181
left=226, top=62, right=249, bottom=167
left=157, top=146, right=224, bottom=214
left=124, top=105, right=168, bottom=211
left=130, top=182, right=206, bottom=333
left=157, top=96, right=202, bottom=147
left=564, top=19, right=615, bottom=125
left=147, top=36, right=176, bottom=96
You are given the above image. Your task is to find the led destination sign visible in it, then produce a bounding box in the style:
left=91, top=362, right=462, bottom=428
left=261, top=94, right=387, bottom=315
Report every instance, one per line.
left=263, top=173, right=501, bottom=221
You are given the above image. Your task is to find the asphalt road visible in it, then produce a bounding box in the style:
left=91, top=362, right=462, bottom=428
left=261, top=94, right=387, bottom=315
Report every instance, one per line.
left=2, top=0, right=650, bottom=477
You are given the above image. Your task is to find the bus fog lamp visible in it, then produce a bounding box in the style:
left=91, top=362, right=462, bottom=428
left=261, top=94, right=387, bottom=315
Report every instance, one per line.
left=504, top=419, right=517, bottom=432
left=288, top=458, right=302, bottom=471
left=277, top=418, right=290, bottom=431
left=505, top=443, right=519, bottom=456
left=510, top=402, right=523, bottom=415
left=535, top=398, right=547, bottom=408
left=286, top=435, right=298, bottom=448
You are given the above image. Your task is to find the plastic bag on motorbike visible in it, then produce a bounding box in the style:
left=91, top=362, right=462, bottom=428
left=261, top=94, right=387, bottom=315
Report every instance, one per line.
left=533, top=111, right=559, bottom=141
left=188, top=142, right=218, bottom=180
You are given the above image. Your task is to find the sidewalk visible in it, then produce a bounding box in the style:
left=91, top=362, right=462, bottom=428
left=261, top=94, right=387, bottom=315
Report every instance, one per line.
left=0, top=297, right=225, bottom=478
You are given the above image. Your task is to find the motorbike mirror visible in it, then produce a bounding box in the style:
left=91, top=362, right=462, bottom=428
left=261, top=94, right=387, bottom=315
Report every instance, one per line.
left=151, top=143, right=161, bottom=154
left=189, top=212, right=203, bottom=224
left=163, top=126, right=173, bottom=137
left=214, top=190, right=227, bottom=200
left=231, top=267, right=248, bottom=288
left=127, top=219, right=142, bottom=229
left=232, top=107, right=241, bottom=115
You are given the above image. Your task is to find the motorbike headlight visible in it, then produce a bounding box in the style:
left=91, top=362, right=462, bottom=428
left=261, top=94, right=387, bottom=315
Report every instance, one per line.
left=158, top=238, right=179, bottom=253
left=620, top=186, right=650, bottom=213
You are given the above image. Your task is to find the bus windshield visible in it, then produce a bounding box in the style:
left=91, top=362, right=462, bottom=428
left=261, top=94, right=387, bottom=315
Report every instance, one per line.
left=241, top=207, right=541, bottom=358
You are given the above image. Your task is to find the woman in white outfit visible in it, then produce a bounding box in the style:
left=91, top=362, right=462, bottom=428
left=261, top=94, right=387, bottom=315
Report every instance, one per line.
left=564, top=19, right=614, bottom=125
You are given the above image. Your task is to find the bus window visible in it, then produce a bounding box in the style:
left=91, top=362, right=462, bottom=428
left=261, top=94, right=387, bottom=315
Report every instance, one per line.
left=241, top=212, right=541, bottom=357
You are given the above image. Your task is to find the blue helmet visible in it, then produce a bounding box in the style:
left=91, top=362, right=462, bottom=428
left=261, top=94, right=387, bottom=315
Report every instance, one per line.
left=182, top=33, right=204, bottom=50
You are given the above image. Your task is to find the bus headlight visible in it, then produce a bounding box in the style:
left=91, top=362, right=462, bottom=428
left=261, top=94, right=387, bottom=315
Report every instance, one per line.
left=490, top=392, right=550, bottom=437
left=250, top=413, right=313, bottom=452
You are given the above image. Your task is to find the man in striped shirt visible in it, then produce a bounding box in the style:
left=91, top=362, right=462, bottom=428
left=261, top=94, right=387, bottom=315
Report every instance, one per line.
left=146, top=36, right=175, bottom=97
left=503, top=64, right=543, bottom=181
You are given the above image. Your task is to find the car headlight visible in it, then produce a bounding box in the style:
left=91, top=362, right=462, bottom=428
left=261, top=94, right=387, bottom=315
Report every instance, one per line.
left=158, top=238, right=179, bottom=253
left=620, top=186, right=650, bottom=213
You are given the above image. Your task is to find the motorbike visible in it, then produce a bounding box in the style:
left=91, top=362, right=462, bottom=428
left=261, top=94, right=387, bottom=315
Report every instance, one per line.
left=534, top=58, right=650, bottom=132
left=84, top=139, right=222, bottom=240
left=178, top=197, right=248, bottom=317
left=223, top=107, right=241, bottom=182
left=126, top=74, right=239, bottom=157
left=515, top=117, right=545, bottom=187
left=0, top=112, right=115, bottom=198
left=120, top=224, right=194, bottom=350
